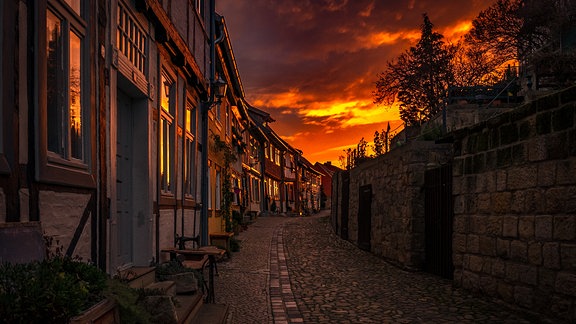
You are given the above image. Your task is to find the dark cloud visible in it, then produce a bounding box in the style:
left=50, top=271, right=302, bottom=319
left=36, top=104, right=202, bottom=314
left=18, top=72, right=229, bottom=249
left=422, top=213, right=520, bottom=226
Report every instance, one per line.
left=217, top=0, right=497, bottom=163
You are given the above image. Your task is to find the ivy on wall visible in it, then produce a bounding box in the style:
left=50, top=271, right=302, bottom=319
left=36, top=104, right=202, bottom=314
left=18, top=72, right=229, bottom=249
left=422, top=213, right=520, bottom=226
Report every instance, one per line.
left=212, top=135, right=238, bottom=233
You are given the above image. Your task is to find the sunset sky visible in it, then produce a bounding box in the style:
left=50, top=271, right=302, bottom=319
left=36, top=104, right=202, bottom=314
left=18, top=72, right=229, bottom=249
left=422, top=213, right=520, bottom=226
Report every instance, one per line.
left=216, top=0, right=497, bottom=166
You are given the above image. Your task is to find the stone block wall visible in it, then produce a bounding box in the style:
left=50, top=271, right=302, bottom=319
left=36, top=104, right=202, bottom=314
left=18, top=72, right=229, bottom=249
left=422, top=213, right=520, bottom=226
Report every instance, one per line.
left=335, top=141, right=452, bottom=269
left=452, top=86, right=576, bottom=322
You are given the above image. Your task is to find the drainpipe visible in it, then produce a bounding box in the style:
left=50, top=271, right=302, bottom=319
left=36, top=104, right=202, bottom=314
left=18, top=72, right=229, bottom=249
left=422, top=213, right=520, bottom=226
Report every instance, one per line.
left=201, top=0, right=224, bottom=246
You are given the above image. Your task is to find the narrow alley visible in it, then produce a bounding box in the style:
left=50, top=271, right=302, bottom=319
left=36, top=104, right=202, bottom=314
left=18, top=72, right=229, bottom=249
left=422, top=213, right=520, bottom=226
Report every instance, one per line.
left=216, top=211, right=552, bottom=324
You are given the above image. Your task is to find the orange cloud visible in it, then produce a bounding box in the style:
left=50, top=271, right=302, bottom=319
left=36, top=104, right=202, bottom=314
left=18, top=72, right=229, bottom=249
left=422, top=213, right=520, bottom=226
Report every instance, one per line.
left=360, top=30, right=420, bottom=48
left=442, top=20, right=473, bottom=41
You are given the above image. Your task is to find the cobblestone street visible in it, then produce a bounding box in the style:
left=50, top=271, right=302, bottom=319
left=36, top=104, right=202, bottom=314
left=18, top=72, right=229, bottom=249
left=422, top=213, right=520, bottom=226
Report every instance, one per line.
left=216, top=211, right=550, bottom=323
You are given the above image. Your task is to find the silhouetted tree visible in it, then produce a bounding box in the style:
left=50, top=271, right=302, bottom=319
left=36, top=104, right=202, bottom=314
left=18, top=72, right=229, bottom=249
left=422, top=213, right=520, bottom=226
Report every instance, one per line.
left=466, top=0, right=523, bottom=64
left=451, top=40, right=506, bottom=87
left=356, top=137, right=369, bottom=163
left=338, top=137, right=372, bottom=170
left=373, top=123, right=392, bottom=157
left=374, top=14, right=455, bottom=125
left=467, top=0, right=576, bottom=85
left=373, top=130, right=384, bottom=156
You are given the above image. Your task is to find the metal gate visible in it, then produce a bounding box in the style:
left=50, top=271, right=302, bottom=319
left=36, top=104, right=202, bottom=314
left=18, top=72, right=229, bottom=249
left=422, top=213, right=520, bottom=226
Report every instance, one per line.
left=358, top=184, right=372, bottom=251
left=424, top=164, right=454, bottom=279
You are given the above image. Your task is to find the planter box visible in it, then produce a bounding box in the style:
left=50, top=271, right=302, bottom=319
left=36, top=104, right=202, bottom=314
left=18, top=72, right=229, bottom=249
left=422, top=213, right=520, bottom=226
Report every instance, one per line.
left=70, top=299, right=119, bottom=324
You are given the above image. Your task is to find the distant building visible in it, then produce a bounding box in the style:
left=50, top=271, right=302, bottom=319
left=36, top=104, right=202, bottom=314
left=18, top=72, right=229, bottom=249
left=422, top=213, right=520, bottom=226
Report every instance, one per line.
left=314, top=162, right=343, bottom=209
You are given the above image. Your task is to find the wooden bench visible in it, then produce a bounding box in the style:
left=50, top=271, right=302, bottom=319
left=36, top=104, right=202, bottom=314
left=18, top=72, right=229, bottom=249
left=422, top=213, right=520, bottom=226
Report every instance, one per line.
left=209, top=232, right=234, bottom=257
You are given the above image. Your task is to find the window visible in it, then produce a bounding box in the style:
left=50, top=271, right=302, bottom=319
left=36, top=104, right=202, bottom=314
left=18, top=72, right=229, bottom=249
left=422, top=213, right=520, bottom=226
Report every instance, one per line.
left=267, top=180, right=273, bottom=198
left=46, top=1, right=86, bottom=162
left=274, top=148, right=281, bottom=166
left=195, top=0, right=205, bottom=18
left=287, top=184, right=294, bottom=202
left=251, top=177, right=260, bottom=202
left=250, top=139, right=258, bottom=161
left=225, top=104, right=232, bottom=137
left=273, top=180, right=279, bottom=200
left=215, top=100, right=221, bottom=122
left=215, top=170, right=221, bottom=210
left=117, top=2, right=146, bottom=74
left=232, top=176, right=240, bottom=205
left=37, top=0, right=95, bottom=187
left=160, top=70, right=175, bottom=194
left=184, top=99, right=196, bottom=196
left=208, top=164, right=212, bottom=210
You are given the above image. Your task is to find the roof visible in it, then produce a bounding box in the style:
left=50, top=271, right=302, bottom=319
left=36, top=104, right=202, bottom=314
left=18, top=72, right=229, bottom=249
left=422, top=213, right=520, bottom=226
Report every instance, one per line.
left=314, top=162, right=342, bottom=177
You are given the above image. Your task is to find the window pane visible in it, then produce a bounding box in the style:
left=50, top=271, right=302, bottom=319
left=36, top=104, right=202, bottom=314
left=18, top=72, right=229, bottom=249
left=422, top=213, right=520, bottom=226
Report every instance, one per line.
left=161, top=118, right=172, bottom=192
left=161, top=73, right=173, bottom=114
left=69, top=31, right=83, bottom=160
left=160, top=119, right=165, bottom=189
left=186, top=107, right=191, bottom=133
left=185, top=139, right=194, bottom=195
left=47, top=10, right=64, bottom=155
left=216, top=171, right=221, bottom=210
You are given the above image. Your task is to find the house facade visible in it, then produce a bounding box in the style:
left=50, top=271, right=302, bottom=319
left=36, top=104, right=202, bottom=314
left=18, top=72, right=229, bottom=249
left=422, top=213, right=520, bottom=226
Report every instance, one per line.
left=299, top=157, right=323, bottom=215
left=0, top=0, right=319, bottom=273
left=314, top=161, right=342, bottom=209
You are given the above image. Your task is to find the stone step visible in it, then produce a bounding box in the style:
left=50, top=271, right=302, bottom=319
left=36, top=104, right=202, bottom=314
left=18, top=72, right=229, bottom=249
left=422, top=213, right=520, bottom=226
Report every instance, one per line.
left=190, top=304, right=229, bottom=324
left=174, top=293, right=203, bottom=324
left=146, top=280, right=176, bottom=297
left=118, top=266, right=156, bottom=289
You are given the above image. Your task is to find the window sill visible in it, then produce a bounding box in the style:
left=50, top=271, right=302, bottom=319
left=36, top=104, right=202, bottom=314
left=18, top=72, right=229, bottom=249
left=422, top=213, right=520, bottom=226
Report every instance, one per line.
left=159, top=193, right=176, bottom=207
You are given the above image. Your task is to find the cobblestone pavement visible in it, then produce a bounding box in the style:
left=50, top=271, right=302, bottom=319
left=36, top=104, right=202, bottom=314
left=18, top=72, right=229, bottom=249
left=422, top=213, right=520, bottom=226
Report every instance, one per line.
left=217, top=211, right=549, bottom=323
left=216, top=216, right=291, bottom=323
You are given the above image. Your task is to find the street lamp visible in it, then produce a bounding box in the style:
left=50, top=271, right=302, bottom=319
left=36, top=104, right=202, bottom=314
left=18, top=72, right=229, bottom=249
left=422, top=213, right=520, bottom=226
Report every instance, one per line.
left=213, top=76, right=228, bottom=104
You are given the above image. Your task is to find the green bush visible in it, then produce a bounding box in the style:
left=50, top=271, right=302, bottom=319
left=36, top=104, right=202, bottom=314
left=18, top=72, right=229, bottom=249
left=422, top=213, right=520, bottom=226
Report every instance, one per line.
left=0, top=257, right=107, bottom=323
left=105, top=279, right=153, bottom=324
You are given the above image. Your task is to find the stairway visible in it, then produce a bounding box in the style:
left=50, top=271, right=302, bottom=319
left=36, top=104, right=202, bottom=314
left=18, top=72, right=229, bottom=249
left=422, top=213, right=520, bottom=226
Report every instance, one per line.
left=122, top=266, right=229, bottom=324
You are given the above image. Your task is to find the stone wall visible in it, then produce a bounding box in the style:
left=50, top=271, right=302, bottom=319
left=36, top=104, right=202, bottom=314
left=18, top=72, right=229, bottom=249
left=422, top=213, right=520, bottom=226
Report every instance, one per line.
left=452, top=86, right=576, bottom=322
left=333, top=141, right=452, bottom=269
